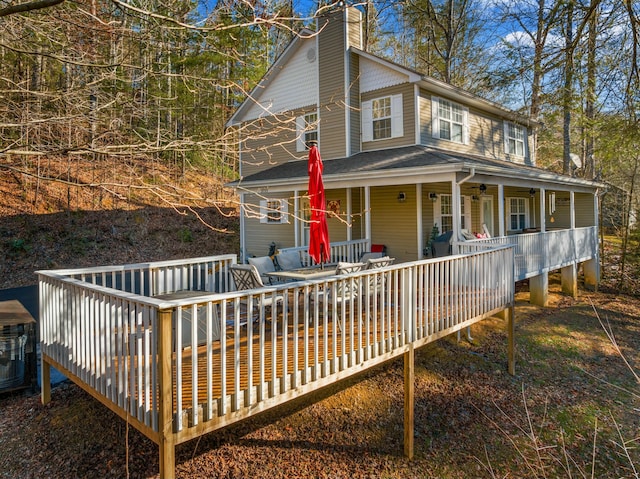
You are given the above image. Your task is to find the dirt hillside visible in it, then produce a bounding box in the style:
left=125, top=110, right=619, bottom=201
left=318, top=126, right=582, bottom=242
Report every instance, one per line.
left=0, top=158, right=240, bottom=289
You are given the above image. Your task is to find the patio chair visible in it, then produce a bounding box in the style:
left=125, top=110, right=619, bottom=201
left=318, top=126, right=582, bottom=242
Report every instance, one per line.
left=247, top=255, right=278, bottom=284
left=363, top=256, right=395, bottom=299
left=431, top=231, right=453, bottom=257
left=359, top=251, right=383, bottom=263
left=314, top=262, right=363, bottom=330
left=229, top=264, right=285, bottom=322
left=274, top=250, right=303, bottom=271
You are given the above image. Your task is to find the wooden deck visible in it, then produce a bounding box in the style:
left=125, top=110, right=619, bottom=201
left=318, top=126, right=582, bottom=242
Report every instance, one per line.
left=39, top=247, right=523, bottom=478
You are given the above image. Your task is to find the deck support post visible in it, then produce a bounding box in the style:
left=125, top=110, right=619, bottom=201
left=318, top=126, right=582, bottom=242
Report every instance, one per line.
left=583, top=259, right=599, bottom=291
left=158, top=309, right=176, bottom=479
left=403, top=344, right=415, bottom=459
left=529, top=272, right=548, bottom=307
left=561, top=264, right=578, bottom=298
left=41, top=356, right=51, bottom=405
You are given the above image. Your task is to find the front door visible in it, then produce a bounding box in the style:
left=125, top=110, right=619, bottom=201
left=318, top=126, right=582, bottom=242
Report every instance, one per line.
left=480, top=196, right=494, bottom=236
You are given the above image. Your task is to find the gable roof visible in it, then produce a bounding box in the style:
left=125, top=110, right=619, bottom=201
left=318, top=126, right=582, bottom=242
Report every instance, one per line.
left=226, top=28, right=316, bottom=127
left=228, top=145, right=600, bottom=193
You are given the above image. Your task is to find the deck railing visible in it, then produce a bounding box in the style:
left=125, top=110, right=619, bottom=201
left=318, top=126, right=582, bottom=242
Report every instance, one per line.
left=43, top=255, right=238, bottom=296
left=455, top=226, right=598, bottom=281
left=38, top=247, right=514, bottom=452
left=278, top=238, right=370, bottom=266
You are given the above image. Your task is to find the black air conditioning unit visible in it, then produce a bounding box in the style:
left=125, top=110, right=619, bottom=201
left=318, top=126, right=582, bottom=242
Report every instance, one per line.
left=0, top=300, right=36, bottom=393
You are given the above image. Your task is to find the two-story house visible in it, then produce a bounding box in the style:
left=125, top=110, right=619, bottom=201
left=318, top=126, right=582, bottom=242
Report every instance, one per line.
left=226, top=5, right=601, bottom=300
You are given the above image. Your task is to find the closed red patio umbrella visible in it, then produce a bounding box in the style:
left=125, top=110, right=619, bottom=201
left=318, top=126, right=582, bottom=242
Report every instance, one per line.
left=307, top=143, right=330, bottom=265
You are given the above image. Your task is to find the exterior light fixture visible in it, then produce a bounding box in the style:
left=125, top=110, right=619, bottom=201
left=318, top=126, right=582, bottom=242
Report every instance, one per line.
left=529, top=188, right=536, bottom=197
left=479, top=184, right=487, bottom=195
left=397, top=191, right=406, bottom=202
left=429, top=192, right=438, bottom=202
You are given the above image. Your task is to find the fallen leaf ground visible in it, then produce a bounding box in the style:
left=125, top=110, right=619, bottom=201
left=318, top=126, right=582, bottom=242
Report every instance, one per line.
left=1, top=277, right=639, bottom=479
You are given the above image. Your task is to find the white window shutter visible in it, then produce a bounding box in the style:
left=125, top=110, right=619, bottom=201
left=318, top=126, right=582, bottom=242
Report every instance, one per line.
left=433, top=197, right=441, bottom=231
left=391, top=94, right=404, bottom=138
left=431, top=96, right=440, bottom=138
left=503, top=121, right=510, bottom=155
left=280, top=200, right=289, bottom=224
left=361, top=100, right=373, bottom=142
left=259, top=200, right=268, bottom=223
left=463, top=107, right=470, bottom=144
left=463, top=195, right=471, bottom=230
left=296, top=116, right=306, bottom=152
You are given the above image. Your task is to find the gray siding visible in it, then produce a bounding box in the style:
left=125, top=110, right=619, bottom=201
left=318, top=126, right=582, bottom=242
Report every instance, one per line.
left=361, top=83, right=416, bottom=151
left=240, top=107, right=314, bottom=178
left=318, top=12, right=347, bottom=160
left=370, top=185, right=418, bottom=262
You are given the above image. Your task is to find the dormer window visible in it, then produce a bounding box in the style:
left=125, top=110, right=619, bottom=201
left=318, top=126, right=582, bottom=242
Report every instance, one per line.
left=431, top=96, right=469, bottom=144
left=296, top=111, right=319, bottom=152
left=504, top=122, right=526, bottom=157
left=362, top=94, right=403, bottom=142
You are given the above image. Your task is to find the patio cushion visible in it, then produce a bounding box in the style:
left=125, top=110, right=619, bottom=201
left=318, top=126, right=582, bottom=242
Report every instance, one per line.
left=247, top=256, right=277, bottom=284
left=275, top=250, right=303, bottom=270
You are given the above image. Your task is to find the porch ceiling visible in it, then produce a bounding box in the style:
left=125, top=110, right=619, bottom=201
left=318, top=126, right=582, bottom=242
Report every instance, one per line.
left=229, top=145, right=601, bottom=193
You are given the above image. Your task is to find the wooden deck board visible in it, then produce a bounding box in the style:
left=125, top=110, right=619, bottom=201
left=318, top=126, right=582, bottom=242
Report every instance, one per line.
left=173, top=303, right=397, bottom=414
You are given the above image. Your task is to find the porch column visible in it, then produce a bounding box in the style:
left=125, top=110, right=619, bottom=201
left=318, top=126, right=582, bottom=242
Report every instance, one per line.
left=451, top=179, right=461, bottom=247
left=583, top=191, right=601, bottom=290
left=561, top=265, right=578, bottom=298
left=346, top=187, right=352, bottom=242
left=416, top=184, right=423, bottom=258
left=583, top=259, right=599, bottom=291
left=364, top=186, right=371, bottom=248
left=530, top=273, right=549, bottom=307
left=539, top=187, right=546, bottom=232
left=239, top=193, right=246, bottom=262
left=562, top=191, right=577, bottom=298
left=498, top=184, right=505, bottom=237
left=294, top=190, right=300, bottom=247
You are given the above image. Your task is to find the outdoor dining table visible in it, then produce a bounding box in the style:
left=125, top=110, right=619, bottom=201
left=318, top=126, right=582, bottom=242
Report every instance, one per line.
left=266, top=264, right=338, bottom=282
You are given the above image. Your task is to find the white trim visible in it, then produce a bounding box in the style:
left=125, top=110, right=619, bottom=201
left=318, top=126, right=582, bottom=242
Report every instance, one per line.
left=364, top=186, right=371, bottom=245
left=344, top=11, right=351, bottom=157
left=416, top=183, right=423, bottom=258
left=414, top=85, right=421, bottom=145
left=294, top=191, right=300, bottom=247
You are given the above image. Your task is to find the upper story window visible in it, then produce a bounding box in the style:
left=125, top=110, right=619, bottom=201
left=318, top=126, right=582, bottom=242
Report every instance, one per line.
left=372, top=97, right=392, bottom=139
left=431, top=96, right=469, bottom=144
left=507, top=197, right=528, bottom=231
left=504, top=122, right=526, bottom=157
left=362, top=94, right=403, bottom=142
left=259, top=199, right=289, bottom=224
left=296, top=111, right=319, bottom=152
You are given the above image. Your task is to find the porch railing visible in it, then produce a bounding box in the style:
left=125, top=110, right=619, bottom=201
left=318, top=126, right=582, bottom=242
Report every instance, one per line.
left=455, top=226, right=598, bottom=281
left=278, top=238, right=370, bottom=266
left=38, top=246, right=514, bottom=451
